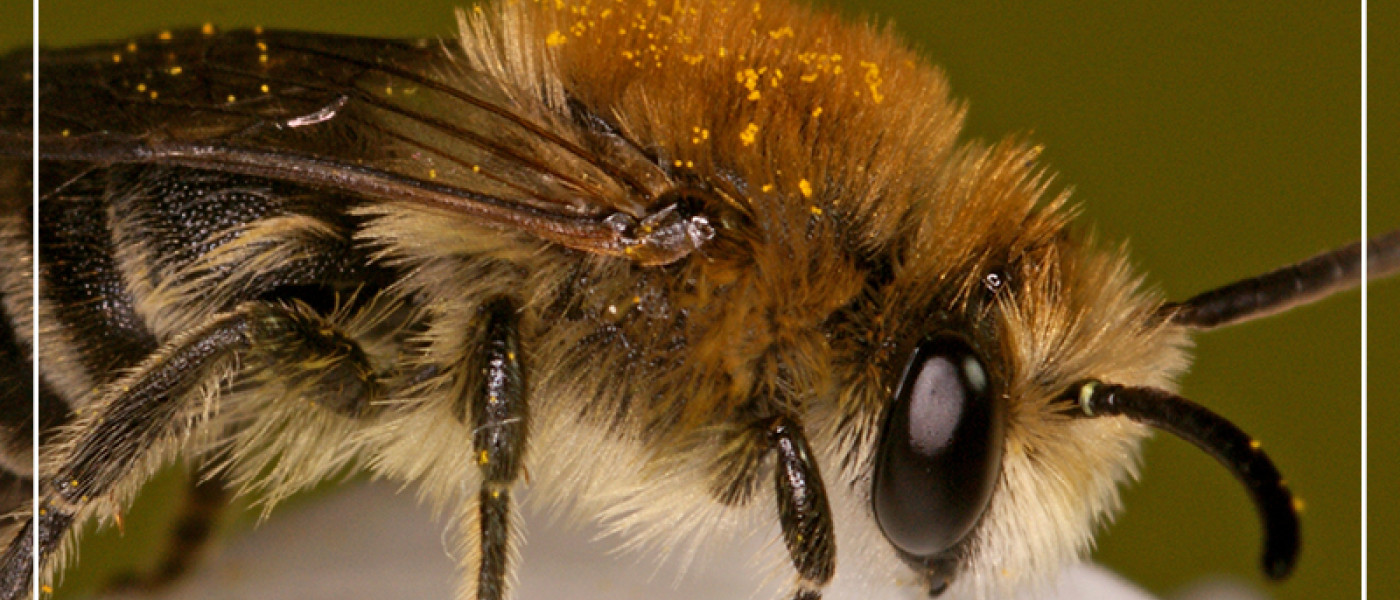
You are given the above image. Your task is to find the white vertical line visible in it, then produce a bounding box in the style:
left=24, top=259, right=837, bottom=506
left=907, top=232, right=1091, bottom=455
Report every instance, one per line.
left=1359, top=0, right=1369, bottom=598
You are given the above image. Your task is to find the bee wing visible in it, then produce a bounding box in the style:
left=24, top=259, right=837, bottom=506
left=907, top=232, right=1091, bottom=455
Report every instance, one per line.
left=15, top=29, right=697, bottom=264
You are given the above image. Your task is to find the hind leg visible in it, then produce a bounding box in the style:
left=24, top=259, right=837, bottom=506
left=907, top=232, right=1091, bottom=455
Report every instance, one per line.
left=0, top=300, right=385, bottom=600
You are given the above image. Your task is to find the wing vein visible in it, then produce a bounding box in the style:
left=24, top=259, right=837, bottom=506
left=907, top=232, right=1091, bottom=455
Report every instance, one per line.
left=268, top=38, right=655, bottom=202
left=195, top=58, right=616, bottom=210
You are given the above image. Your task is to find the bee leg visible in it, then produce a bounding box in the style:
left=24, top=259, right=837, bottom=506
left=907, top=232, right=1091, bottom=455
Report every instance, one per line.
left=461, top=297, right=528, bottom=600
left=0, top=301, right=383, bottom=599
left=0, top=501, right=66, bottom=600
left=765, top=416, right=836, bottom=600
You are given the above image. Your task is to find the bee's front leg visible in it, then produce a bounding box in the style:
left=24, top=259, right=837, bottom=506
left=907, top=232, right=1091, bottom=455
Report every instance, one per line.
left=458, top=297, right=528, bottom=600
left=0, top=300, right=384, bottom=600
left=714, top=415, right=836, bottom=600
left=766, top=417, right=836, bottom=600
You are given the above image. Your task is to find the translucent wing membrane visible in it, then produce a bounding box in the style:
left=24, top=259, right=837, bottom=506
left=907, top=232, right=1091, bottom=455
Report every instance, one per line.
left=21, top=29, right=707, bottom=265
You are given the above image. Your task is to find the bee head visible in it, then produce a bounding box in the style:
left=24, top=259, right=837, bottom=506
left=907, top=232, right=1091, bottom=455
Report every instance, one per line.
left=848, top=171, right=1333, bottom=592
left=821, top=138, right=1204, bottom=595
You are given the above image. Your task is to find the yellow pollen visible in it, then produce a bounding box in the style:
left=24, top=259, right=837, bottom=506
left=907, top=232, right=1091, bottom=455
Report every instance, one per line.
left=810, top=206, right=823, bottom=216
left=739, top=122, right=759, bottom=146
left=202, top=23, right=216, bottom=35
left=546, top=31, right=568, bottom=46
left=860, top=60, right=885, bottom=103
left=798, top=179, right=812, bottom=198
left=478, top=450, right=490, bottom=465
left=112, top=53, right=122, bottom=63
left=158, top=30, right=173, bottom=40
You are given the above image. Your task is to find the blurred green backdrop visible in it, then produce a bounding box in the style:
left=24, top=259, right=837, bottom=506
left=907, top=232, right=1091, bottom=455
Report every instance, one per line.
left=1367, top=3, right=1398, bottom=600
left=24, top=1, right=1369, bottom=599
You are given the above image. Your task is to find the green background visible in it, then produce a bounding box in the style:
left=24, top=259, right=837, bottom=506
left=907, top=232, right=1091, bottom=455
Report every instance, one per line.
left=16, top=1, right=1378, bottom=599
left=1367, top=3, right=1398, bottom=600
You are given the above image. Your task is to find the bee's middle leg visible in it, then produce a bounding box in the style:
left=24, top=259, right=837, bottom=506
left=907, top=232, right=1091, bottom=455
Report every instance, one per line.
left=459, top=297, right=528, bottom=600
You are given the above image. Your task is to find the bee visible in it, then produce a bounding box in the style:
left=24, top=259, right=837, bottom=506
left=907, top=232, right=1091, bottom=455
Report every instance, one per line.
left=0, top=1, right=1389, bottom=599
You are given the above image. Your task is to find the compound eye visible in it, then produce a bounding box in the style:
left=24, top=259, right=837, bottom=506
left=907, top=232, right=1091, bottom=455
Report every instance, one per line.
left=872, top=335, right=1005, bottom=559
